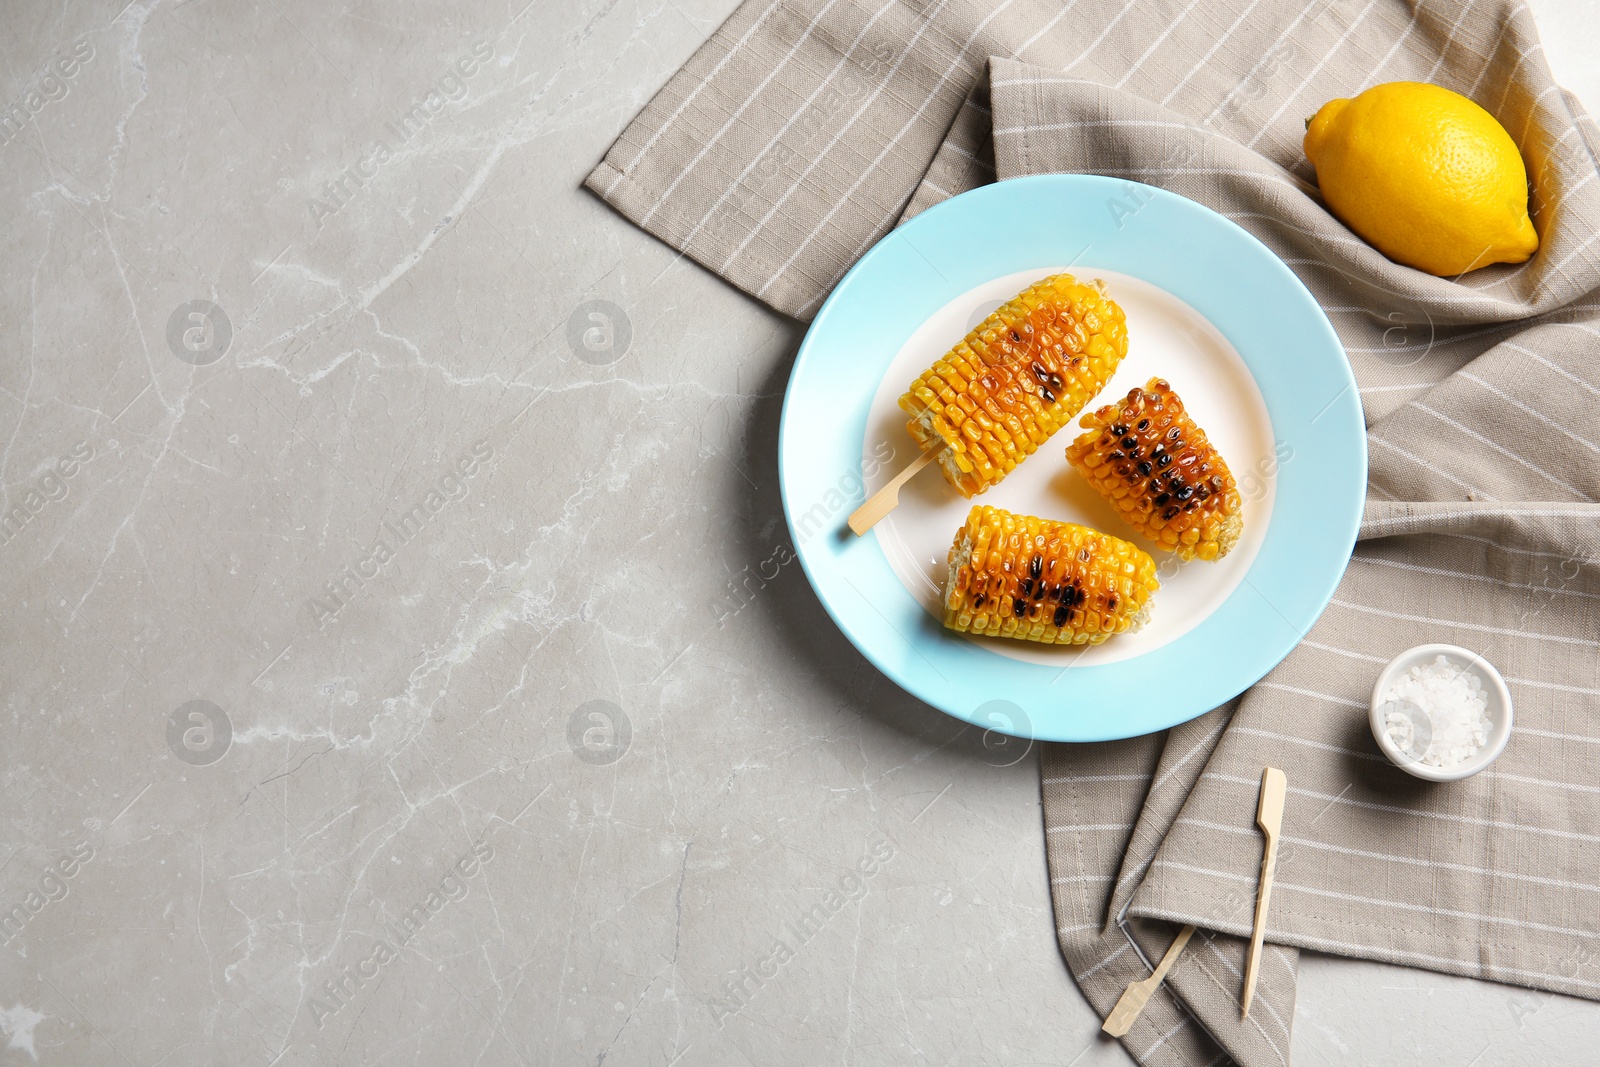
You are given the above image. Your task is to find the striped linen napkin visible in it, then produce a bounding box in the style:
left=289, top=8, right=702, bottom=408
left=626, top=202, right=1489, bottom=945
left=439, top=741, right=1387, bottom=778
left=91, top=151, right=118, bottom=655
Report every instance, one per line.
left=586, top=1, right=1600, bottom=1063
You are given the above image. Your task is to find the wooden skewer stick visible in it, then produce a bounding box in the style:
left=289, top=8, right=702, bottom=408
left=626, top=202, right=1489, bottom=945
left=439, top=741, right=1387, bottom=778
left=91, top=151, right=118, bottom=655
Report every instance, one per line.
left=847, top=448, right=942, bottom=536
left=1102, top=924, right=1197, bottom=1038
left=1242, top=766, right=1287, bottom=1018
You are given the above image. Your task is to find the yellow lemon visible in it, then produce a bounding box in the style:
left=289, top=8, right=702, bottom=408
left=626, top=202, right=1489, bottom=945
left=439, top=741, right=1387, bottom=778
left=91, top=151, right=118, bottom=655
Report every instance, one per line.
left=1303, top=81, right=1538, bottom=276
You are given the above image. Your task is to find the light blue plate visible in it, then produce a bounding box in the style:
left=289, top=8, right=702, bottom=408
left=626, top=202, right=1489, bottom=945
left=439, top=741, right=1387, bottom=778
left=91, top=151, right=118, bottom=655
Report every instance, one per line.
left=777, top=175, right=1365, bottom=742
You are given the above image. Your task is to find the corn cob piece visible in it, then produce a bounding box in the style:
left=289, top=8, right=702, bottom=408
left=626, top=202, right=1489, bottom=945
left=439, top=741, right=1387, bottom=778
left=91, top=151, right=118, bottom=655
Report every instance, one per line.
left=1065, top=378, right=1243, bottom=562
left=943, top=505, right=1159, bottom=645
left=900, top=273, right=1128, bottom=498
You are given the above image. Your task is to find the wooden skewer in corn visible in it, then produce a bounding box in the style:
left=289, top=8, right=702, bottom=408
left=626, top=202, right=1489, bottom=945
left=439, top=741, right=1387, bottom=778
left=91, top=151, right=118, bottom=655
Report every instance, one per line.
left=1242, top=766, right=1287, bottom=1018
left=847, top=449, right=941, bottom=535
left=850, top=273, right=1131, bottom=537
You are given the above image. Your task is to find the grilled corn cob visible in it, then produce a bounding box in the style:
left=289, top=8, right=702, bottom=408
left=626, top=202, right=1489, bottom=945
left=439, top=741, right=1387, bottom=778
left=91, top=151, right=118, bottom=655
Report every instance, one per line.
left=1065, top=378, right=1243, bottom=562
left=943, top=505, right=1159, bottom=645
left=900, top=273, right=1128, bottom=498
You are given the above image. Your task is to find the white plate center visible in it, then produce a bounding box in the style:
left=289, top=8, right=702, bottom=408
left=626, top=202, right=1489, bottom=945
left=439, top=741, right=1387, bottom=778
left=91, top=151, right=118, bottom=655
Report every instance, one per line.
left=863, top=267, right=1278, bottom=667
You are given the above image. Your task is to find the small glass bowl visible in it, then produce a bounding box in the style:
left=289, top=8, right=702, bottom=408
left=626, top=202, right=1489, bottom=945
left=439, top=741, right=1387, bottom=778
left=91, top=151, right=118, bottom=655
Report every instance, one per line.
left=1368, top=643, right=1514, bottom=782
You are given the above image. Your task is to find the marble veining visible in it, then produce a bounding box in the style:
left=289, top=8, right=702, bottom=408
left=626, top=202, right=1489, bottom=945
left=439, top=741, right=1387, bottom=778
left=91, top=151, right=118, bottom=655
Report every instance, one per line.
left=2, top=0, right=1598, bottom=1064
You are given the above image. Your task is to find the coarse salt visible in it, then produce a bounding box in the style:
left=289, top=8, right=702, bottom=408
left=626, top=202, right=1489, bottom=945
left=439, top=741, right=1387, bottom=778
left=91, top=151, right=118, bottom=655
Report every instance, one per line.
left=1380, top=655, right=1492, bottom=768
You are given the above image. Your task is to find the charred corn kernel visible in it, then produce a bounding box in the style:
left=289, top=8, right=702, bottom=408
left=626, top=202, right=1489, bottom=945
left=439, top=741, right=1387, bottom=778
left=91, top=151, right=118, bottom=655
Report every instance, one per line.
left=899, top=273, right=1128, bottom=498
left=943, top=505, right=1159, bottom=645
left=1065, top=377, right=1243, bottom=562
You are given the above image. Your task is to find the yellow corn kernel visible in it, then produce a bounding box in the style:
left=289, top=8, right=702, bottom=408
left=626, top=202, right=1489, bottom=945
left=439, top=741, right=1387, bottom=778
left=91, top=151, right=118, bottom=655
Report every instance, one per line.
left=943, top=505, right=1159, bottom=645
left=1065, top=377, right=1244, bottom=562
left=900, top=273, right=1129, bottom=498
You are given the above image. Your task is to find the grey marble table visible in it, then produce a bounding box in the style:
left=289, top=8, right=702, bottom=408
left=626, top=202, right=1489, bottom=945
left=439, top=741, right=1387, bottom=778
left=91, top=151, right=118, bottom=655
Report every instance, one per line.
left=2, top=1, right=1597, bottom=1064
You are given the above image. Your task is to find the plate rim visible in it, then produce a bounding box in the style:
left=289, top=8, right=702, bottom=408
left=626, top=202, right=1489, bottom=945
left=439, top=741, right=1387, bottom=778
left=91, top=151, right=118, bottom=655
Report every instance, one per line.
left=777, top=174, right=1367, bottom=743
